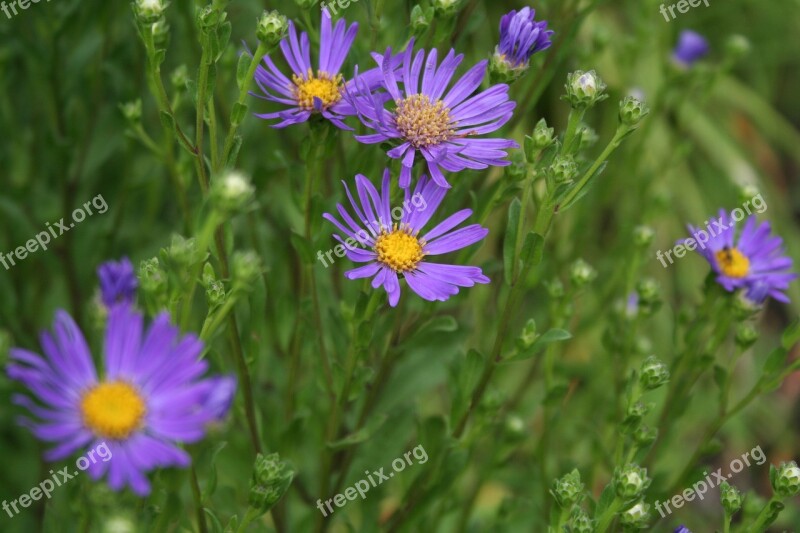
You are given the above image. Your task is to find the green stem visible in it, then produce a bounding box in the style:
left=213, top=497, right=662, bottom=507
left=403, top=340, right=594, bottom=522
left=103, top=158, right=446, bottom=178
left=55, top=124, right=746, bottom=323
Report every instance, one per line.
left=190, top=466, right=209, bottom=533
left=746, top=496, right=781, bottom=533
left=561, top=108, right=585, bottom=154
left=195, top=35, right=211, bottom=193
left=594, top=497, right=623, bottom=533
left=560, top=127, right=627, bottom=209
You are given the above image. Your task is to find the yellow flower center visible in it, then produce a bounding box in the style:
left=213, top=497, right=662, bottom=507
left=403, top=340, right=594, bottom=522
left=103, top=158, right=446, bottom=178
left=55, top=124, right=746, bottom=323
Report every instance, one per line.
left=394, top=94, right=455, bottom=148
left=291, top=69, right=343, bottom=111
left=374, top=226, right=425, bottom=273
left=80, top=381, right=146, bottom=440
left=715, top=247, right=750, bottom=278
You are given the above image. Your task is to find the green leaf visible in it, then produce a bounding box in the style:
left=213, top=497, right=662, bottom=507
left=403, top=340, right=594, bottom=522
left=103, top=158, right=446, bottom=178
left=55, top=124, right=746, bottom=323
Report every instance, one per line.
left=520, top=231, right=545, bottom=268
left=503, top=197, right=521, bottom=285
left=236, top=52, right=251, bottom=89
left=501, top=329, right=571, bottom=363
left=231, top=102, right=248, bottom=126
left=289, top=233, right=314, bottom=265
left=781, top=317, right=800, bottom=350
left=761, top=347, right=787, bottom=381
left=326, top=414, right=388, bottom=450
left=202, top=441, right=228, bottom=501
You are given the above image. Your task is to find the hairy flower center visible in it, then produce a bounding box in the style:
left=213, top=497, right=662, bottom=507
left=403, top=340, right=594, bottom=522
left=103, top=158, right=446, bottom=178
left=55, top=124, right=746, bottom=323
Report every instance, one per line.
left=395, top=94, right=455, bottom=148
left=291, top=70, right=343, bottom=111
left=81, top=381, right=146, bottom=439
left=715, top=247, right=750, bottom=278
left=374, top=227, right=425, bottom=273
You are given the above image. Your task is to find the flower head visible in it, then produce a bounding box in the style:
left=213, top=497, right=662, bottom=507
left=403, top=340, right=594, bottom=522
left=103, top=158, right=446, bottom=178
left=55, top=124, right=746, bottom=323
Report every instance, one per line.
left=7, top=306, right=235, bottom=495
left=496, top=7, right=553, bottom=68
left=253, top=9, right=379, bottom=129
left=348, top=42, right=518, bottom=189
left=97, top=258, right=138, bottom=307
left=685, top=210, right=797, bottom=304
left=323, top=169, right=490, bottom=306
left=673, top=30, right=709, bottom=66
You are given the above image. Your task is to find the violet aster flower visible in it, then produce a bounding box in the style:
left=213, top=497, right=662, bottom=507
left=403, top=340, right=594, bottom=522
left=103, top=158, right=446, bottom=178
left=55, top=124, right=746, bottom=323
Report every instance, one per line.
left=97, top=257, right=138, bottom=307
left=347, top=42, right=518, bottom=189
left=7, top=305, right=234, bottom=496
left=496, top=7, right=553, bottom=68
left=673, top=30, right=709, bottom=66
left=674, top=527, right=691, bottom=533
left=323, top=169, right=490, bottom=306
left=685, top=209, right=797, bottom=304
left=252, top=9, right=360, bottom=129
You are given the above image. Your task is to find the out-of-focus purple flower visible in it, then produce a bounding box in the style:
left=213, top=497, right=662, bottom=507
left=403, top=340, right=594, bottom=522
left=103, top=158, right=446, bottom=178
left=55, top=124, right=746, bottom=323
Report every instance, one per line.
left=684, top=210, right=797, bottom=304
left=202, top=375, right=237, bottom=421
left=674, top=527, right=691, bottom=533
left=7, top=306, right=233, bottom=496
left=496, top=7, right=553, bottom=68
left=97, top=257, right=138, bottom=307
left=347, top=41, right=518, bottom=189
left=673, top=30, right=709, bottom=66
left=323, top=169, right=490, bottom=306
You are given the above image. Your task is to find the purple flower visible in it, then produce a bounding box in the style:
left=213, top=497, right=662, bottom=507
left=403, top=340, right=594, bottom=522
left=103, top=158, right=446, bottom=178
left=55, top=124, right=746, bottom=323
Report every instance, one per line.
left=203, top=375, right=237, bottom=421
left=685, top=210, right=797, bottom=304
left=497, top=7, right=553, bottom=68
left=673, top=30, right=709, bottom=66
left=252, top=9, right=362, bottom=129
left=347, top=42, right=519, bottom=189
left=7, top=305, right=235, bottom=496
left=323, top=169, right=490, bottom=306
left=97, top=257, right=138, bottom=307
left=674, top=527, right=691, bottom=533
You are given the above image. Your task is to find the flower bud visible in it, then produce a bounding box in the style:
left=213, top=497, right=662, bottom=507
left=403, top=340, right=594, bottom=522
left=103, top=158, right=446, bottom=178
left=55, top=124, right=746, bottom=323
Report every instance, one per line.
left=489, top=52, right=527, bottom=85
left=164, top=234, right=204, bottom=269
left=725, top=34, right=750, bottom=61
left=737, top=184, right=760, bottom=206
left=569, top=258, right=596, bottom=288
left=771, top=461, right=800, bottom=498
left=138, top=258, right=168, bottom=310
left=549, top=155, right=579, bottom=184
left=134, top=0, right=165, bottom=24
left=633, top=424, right=657, bottom=447
left=568, top=507, right=595, bottom=533
left=635, top=278, right=660, bottom=304
left=619, top=501, right=650, bottom=529
left=530, top=118, right=555, bottom=151
left=211, top=170, right=255, bottom=214
left=720, top=481, right=743, bottom=515
left=120, top=100, right=142, bottom=123
left=577, top=124, right=599, bottom=150
left=614, top=464, right=650, bottom=501
left=633, top=225, right=654, bottom=248
left=546, top=278, right=565, bottom=299
left=151, top=19, right=170, bottom=48
left=563, top=70, right=608, bottom=109
left=734, top=322, right=758, bottom=349
left=640, top=355, right=670, bottom=390
left=410, top=5, right=433, bottom=37
left=196, top=4, right=224, bottom=32
left=102, top=515, right=137, bottom=533
left=232, top=251, right=263, bottom=292
left=249, top=453, right=294, bottom=514
left=171, top=65, right=190, bottom=92
left=551, top=469, right=584, bottom=508
left=257, top=10, right=288, bottom=48
left=520, top=319, right=537, bottom=347
left=504, top=415, right=526, bottom=440
left=433, top=0, right=462, bottom=18
left=733, top=289, right=762, bottom=319
left=619, top=96, right=649, bottom=128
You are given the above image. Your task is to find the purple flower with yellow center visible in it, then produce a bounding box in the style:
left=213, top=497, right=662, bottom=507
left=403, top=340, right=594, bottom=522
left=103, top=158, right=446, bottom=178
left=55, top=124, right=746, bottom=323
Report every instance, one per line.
left=7, top=305, right=235, bottom=496
left=673, top=30, right=709, bottom=66
left=347, top=42, right=518, bottom=189
left=685, top=209, right=797, bottom=304
left=323, top=169, right=490, bottom=306
left=252, top=9, right=360, bottom=129
left=496, top=7, right=553, bottom=68
left=97, top=257, right=138, bottom=307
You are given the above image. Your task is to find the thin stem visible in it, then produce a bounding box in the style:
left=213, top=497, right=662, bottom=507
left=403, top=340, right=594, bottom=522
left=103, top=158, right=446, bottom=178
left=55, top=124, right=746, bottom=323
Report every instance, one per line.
left=560, top=127, right=626, bottom=209
left=190, top=466, right=209, bottom=533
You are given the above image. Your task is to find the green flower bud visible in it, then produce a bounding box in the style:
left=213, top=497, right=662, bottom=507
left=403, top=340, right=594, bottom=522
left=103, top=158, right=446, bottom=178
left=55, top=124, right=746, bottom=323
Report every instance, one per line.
left=211, top=170, right=255, bottom=214
left=619, top=501, right=650, bottom=529
left=546, top=278, right=565, bottom=299
left=633, top=424, right=657, bottom=447
left=489, top=51, right=527, bottom=85
left=549, top=155, right=579, bottom=184
left=734, top=322, right=758, bottom=349
left=568, top=507, right=595, bottom=533
left=138, top=258, right=168, bottom=310
left=205, top=280, right=226, bottom=308
left=633, top=225, right=654, bottom=248
left=569, top=258, right=596, bottom=288
left=626, top=401, right=651, bottom=420
left=433, top=0, right=462, bottom=18
left=720, top=481, right=743, bottom=515
left=640, top=355, right=670, bottom=390
left=551, top=469, right=585, bottom=508
left=151, top=19, right=170, bottom=47
left=249, top=453, right=294, bottom=514
left=531, top=118, right=555, bottom=151
left=504, top=415, right=526, bottom=440
left=614, top=464, right=651, bottom=501
left=733, top=290, right=762, bottom=319
left=102, top=515, right=137, bottom=533
left=520, top=318, right=537, bottom=347
left=134, top=0, right=166, bottom=24
left=410, top=5, right=433, bottom=37
left=619, top=96, right=649, bottom=128
left=725, top=34, right=750, bottom=61
left=120, top=100, right=142, bottom=123
left=196, top=4, right=224, bottom=32
left=563, top=70, right=608, bottom=109
left=171, top=65, right=190, bottom=92
left=232, top=250, right=263, bottom=292
left=257, top=10, right=288, bottom=48
left=771, top=461, right=800, bottom=498
left=635, top=278, right=660, bottom=304
left=164, top=234, right=204, bottom=269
